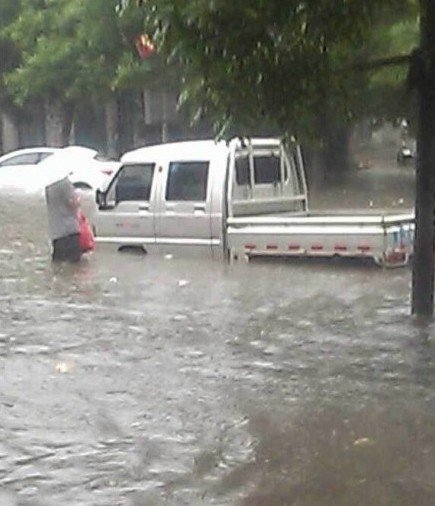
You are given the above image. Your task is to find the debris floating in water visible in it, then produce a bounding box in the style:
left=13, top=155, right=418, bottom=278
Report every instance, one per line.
left=353, top=437, right=373, bottom=447
left=55, top=361, right=75, bottom=374
left=178, top=279, right=189, bottom=287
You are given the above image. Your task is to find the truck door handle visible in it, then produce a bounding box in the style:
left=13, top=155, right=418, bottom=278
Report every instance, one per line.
left=194, top=204, right=205, bottom=211
left=138, top=204, right=149, bottom=211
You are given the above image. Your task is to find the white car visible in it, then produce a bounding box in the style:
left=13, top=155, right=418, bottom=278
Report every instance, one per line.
left=45, top=146, right=120, bottom=189
left=0, top=145, right=120, bottom=193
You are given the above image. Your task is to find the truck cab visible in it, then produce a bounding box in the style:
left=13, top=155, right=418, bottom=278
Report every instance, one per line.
left=95, top=138, right=308, bottom=256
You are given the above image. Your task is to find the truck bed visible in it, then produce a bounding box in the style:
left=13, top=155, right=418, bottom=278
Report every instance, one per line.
left=226, top=209, right=415, bottom=267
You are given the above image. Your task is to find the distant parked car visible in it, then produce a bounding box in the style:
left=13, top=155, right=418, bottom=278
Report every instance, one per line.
left=0, top=145, right=120, bottom=194
left=0, top=147, right=59, bottom=167
left=46, top=146, right=120, bottom=189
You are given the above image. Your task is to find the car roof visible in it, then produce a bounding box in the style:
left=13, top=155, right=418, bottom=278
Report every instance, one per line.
left=121, top=140, right=227, bottom=163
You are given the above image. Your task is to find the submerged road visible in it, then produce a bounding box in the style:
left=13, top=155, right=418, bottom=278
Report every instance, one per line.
left=1, top=157, right=435, bottom=505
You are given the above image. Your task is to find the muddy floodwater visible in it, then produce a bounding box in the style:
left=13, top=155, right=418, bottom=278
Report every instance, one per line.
left=1, top=159, right=435, bottom=505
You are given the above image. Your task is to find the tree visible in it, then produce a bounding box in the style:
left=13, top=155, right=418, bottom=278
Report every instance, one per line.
left=353, top=4, right=418, bottom=147
left=2, top=0, right=124, bottom=144
left=1, top=0, right=160, bottom=148
left=0, top=1, right=20, bottom=104
left=132, top=0, right=433, bottom=316
left=125, top=1, right=417, bottom=181
left=133, top=2, right=411, bottom=136
left=0, top=1, right=23, bottom=149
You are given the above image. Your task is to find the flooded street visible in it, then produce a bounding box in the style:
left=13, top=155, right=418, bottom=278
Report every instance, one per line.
left=1, top=157, right=435, bottom=505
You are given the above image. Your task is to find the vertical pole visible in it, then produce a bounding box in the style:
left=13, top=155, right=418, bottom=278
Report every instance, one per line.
left=412, top=0, right=435, bottom=316
left=161, top=91, right=169, bottom=143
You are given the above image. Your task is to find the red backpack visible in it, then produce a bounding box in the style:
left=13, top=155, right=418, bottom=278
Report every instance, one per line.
left=78, top=211, right=95, bottom=253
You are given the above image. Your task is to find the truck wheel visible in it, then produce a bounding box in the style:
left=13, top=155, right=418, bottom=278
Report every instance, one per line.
left=118, top=245, right=147, bottom=254
left=374, top=255, right=386, bottom=268
left=378, top=251, right=409, bottom=268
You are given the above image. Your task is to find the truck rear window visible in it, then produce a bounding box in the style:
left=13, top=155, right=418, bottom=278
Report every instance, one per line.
left=235, top=154, right=281, bottom=185
left=254, top=155, right=280, bottom=184
left=166, top=161, right=209, bottom=201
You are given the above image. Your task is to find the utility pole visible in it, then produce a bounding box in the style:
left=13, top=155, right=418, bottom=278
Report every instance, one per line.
left=411, top=0, right=435, bottom=316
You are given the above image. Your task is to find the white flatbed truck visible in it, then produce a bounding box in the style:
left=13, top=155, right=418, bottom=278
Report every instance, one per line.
left=94, top=138, right=414, bottom=267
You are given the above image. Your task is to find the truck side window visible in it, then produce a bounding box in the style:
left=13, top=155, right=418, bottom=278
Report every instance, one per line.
left=254, top=155, right=280, bottom=184
left=235, top=155, right=250, bottom=185
left=114, top=163, right=155, bottom=202
left=166, top=161, right=209, bottom=201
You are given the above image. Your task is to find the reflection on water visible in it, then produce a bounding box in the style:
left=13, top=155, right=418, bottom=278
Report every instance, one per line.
left=0, top=173, right=434, bottom=505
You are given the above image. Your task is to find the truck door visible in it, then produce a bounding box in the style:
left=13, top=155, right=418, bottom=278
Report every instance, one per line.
left=96, top=163, right=156, bottom=248
left=156, top=160, right=212, bottom=249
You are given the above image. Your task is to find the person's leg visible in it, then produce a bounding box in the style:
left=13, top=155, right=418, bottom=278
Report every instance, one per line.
left=64, top=233, right=82, bottom=263
left=52, top=238, right=65, bottom=262
left=52, top=234, right=81, bottom=263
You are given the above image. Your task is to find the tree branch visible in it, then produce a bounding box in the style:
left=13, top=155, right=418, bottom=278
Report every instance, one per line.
left=352, top=53, right=411, bottom=72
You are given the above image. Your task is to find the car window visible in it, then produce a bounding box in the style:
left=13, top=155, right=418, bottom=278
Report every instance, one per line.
left=109, top=164, right=155, bottom=203
left=166, top=161, right=209, bottom=201
left=38, top=152, right=54, bottom=163
left=0, top=153, right=41, bottom=167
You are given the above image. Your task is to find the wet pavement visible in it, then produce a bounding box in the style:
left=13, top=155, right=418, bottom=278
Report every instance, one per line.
left=1, top=155, right=435, bottom=506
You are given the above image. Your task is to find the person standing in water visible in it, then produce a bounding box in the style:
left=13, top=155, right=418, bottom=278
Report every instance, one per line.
left=45, top=175, right=82, bottom=262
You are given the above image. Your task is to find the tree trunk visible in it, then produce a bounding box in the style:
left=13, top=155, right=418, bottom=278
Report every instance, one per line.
left=411, top=0, right=435, bottom=317
left=105, top=97, right=119, bottom=158
left=1, top=111, right=20, bottom=153
left=161, top=91, right=169, bottom=143
left=69, top=118, right=76, bottom=145
left=319, top=112, right=352, bottom=181
left=45, top=98, right=71, bottom=147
